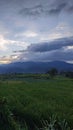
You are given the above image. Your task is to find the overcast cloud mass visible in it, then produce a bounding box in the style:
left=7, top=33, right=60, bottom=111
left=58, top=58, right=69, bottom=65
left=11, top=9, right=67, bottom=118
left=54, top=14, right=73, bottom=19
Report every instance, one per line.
left=0, top=0, right=73, bottom=64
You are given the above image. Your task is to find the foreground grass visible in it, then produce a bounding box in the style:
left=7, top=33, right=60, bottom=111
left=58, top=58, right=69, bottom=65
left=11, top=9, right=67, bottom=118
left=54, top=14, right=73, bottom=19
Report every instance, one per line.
left=0, top=77, right=73, bottom=129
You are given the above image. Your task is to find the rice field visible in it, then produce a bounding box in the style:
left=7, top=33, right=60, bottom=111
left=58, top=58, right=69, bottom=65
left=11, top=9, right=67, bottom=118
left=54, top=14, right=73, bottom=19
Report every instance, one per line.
left=0, top=75, right=73, bottom=129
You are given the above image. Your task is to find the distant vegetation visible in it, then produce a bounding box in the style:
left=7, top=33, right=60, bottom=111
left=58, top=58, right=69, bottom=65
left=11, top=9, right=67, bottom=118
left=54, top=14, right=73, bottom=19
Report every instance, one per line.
left=47, top=68, right=58, bottom=78
left=64, top=71, right=73, bottom=78
left=0, top=67, right=73, bottom=81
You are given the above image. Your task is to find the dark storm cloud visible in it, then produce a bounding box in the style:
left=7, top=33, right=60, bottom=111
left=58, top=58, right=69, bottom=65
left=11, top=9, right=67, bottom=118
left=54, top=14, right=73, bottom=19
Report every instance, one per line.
left=19, top=0, right=73, bottom=17
left=67, top=5, right=73, bottom=12
left=27, top=37, right=73, bottom=52
left=13, top=37, right=73, bottom=53
left=19, top=3, right=65, bottom=17
left=48, top=2, right=67, bottom=15
left=19, top=47, right=73, bottom=62
left=14, top=37, right=73, bottom=62
left=19, top=4, right=46, bottom=17
left=0, top=0, right=73, bottom=17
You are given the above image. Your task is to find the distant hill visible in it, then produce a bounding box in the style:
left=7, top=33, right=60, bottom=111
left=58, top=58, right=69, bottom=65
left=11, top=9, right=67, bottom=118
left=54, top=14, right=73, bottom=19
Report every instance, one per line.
left=0, top=61, right=73, bottom=74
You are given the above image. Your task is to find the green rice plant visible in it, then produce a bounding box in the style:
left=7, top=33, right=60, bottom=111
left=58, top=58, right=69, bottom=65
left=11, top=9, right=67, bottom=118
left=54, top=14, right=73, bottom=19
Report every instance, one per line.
left=0, top=97, right=19, bottom=130
left=41, top=115, right=57, bottom=130
left=59, top=119, right=70, bottom=130
left=19, top=122, right=29, bottom=130
left=40, top=116, right=70, bottom=130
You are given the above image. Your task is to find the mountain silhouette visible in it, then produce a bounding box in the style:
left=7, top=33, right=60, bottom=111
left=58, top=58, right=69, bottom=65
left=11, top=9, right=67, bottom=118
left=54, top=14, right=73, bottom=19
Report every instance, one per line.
left=0, top=61, right=73, bottom=74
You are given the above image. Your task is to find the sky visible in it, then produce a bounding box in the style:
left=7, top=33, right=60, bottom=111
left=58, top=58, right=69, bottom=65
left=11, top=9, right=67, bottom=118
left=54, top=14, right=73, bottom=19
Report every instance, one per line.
left=0, top=0, right=73, bottom=64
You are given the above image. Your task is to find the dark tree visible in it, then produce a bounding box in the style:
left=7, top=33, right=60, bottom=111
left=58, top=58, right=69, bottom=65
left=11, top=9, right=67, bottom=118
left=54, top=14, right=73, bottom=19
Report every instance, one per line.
left=47, top=68, right=58, bottom=78
left=65, top=71, right=73, bottom=78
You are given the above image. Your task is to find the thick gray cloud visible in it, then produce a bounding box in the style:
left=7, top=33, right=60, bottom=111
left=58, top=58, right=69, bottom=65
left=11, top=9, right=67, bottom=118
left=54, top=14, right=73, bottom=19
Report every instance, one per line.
left=19, top=5, right=44, bottom=17
left=18, top=47, right=73, bottom=62
left=15, top=37, right=73, bottom=62
left=48, top=2, right=67, bottom=14
left=0, top=0, right=73, bottom=18
left=19, top=0, right=73, bottom=17
left=27, top=37, right=73, bottom=52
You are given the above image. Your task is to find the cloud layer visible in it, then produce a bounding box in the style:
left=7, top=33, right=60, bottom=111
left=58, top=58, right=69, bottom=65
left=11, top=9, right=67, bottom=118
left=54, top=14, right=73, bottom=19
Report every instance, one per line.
left=13, top=37, right=73, bottom=63
left=19, top=0, right=73, bottom=17
left=27, top=37, right=73, bottom=52
left=0, top=0, right=73, bottom=64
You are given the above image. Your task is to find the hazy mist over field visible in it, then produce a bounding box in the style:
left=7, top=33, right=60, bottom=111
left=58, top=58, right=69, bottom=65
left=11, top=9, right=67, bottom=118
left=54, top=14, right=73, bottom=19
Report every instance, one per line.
left=0, top=0, right=73, bottom=64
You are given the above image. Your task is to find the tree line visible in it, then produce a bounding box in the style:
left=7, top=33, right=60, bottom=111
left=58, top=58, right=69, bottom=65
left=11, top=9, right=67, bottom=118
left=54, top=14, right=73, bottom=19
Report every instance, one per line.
left=47, top=68, right=73, bottom=78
